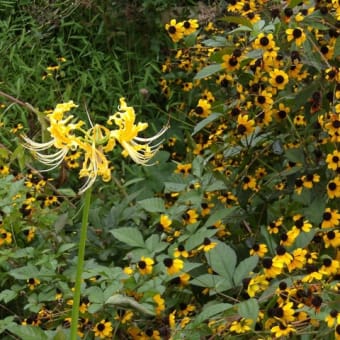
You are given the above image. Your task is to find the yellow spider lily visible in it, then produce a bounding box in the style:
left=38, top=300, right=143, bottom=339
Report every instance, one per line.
left=22, top=98, right=168, bottom=194
left=108, top=97, right=168, bottom=165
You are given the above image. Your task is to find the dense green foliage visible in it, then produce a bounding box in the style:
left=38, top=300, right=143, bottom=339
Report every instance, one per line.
left=0, top=0, right=340, bottom=339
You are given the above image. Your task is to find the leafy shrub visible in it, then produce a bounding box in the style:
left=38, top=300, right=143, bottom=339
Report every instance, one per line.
left=0, top=0, right=340, bottom=339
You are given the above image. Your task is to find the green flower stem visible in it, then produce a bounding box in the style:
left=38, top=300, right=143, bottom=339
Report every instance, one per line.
left=70, top=188, right=92, bottom=340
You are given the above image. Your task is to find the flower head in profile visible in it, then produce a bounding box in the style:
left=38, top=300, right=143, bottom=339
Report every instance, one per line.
left=21, top=101, right=83, bottom=171
left=108, top=97, right=168, bottom=165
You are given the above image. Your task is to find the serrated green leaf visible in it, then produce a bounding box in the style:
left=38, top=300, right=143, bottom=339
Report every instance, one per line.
left=138, top=197, right=165, bottom=212
left=233, top=256, right=259, bottom=286
left=194, top=63, right=222, bottom=80
left=237, top=298, right=259, bottom=326
left=205, top=242, right=236, bottom=282
left=110, top=227, right=144, bottom=248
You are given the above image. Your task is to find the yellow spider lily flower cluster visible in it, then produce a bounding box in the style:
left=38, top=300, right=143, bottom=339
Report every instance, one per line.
left=22, top=98, right=168, bottom=194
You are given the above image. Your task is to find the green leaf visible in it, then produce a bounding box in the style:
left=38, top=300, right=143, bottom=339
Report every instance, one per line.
left=138, top=197, right=165, bottom=212
left=57, top=243, right=75, bottom=255
left=203, top=206, right=239, bottom=227
left=9, top=264, right=39, bottom=280
left=194, top=64, right=222, bottom=80
left=288, top=0, right=305, bottom=7
left=145, top=234, right=168, bottom=254
left=0, top=316, right=16, bottom=334
left=192, top=156, right=205, bottom=178
left=205, top=242, right=236, bottom=282
left=303, top=195, right=326, bottom=225
left=193, top=303, right=233, bottom=325
left=110, top=227, right=144, bottom=248
left=52, top=329, right=67, bottom=340
left=285, top=148, right=305, bottom=164
left=164, top=181, right=187, bottom=192
left=192, top=112, right=222, bottom=136
left=287, top=81, right=320, bottom=111
left=190, top=274, right=233, bottom=293
left=185, top=227, right=217, bottom=251
left=202, top=36, right=229, bottom=47
left=292, top=229, right=317, bottom=250
left=6, top=324, right=48, bottom=340
left=86, top=286, right=105, bottom=304
left=106, top=294, right=155, bottom=316
left=0, top=289, right=17, bottom=303
left=233, top=256, right=259, bottom=286
left=237, top=298, right=259, bottom=326
left=219, top=16, right=253, bottom=28
left=334, top=36, right=340, bottom=58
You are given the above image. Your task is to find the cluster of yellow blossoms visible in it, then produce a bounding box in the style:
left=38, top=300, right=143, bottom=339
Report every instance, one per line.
left=22, top=98, right=168, bottom=194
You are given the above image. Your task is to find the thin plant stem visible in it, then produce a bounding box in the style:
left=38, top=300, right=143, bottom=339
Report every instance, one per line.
left=70, top=188, right=92, bottom=340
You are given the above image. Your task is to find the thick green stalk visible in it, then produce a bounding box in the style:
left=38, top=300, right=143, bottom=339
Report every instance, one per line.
left=70, top=188, right=92, bottom=340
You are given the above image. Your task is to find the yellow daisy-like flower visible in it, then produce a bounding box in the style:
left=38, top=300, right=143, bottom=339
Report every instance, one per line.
left=230, top=318, right=253, bottom=334
left=193, top=99, right=211, bottom=118
left=93, top=319, right=113, bottom=339
left=271, top=323, right=296, bottom=338
left=321, top=208, right=340, bottom=229
left=182, top=19, right=199, bottom=36
left=0, top=165, right=10, bottom=175
left=175, top=163, right=192, bottom=176
left=153, top=294, right=165, bottom=315
left=286, top=27, right=306, bottom=46
left=327, top=176, right=340, bottom=199
left=165, top=19, right=185, bottom=43
left=253, top=33, right=276, bottom=50
left=174, top=244, right=189, bottom=258
left=237, top=115, right=255, bottom=136
left=250, top=243, right=268, bottom=257
left=27, top=277, right=40, bottom=290
left=197, top=238, right=217, bottom=252
left=137, top=256, right=154, bottom=275
left=160, top=214, right=172, bottom=232
left=325, top=310, right=340, bottom=328
left=287, top=248, right=307, bottom=272
left=222, top=54, right=240, bottom=71
left=164, top=257, right=184, bottom=275
left=269, top=69, right=289, bottom=90
left=326, top=150, right=340, bottom=171
left=182, top=209, right=199, bottom=224
left=247, top=274, right=269, bottom=297
left=0, top=228, right=12, bottom=246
